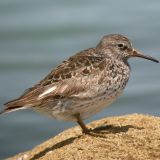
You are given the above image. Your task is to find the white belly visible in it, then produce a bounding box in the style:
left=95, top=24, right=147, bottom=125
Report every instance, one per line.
left=79, top=91, right=122, bottom=120
left=51, top=90, right=122, bottom=121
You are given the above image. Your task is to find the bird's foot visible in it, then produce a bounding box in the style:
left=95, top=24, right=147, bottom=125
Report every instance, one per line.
left=82, top=128, right=107, bottom=138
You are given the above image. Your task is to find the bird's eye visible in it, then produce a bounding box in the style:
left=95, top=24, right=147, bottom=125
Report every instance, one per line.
left=118, top=43, right=124, bottom=48
left=117, top=43, right=127, bottom=50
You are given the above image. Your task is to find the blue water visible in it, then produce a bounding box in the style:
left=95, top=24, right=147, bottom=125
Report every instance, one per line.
left=0, top=0, right=160, bottom=159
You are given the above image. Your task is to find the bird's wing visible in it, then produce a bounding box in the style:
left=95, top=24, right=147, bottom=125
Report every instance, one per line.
left=4, top=48, right=107, bottom=108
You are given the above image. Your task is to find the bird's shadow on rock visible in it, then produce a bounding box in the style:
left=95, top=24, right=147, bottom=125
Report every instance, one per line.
left=92, top=124, right=144, bottom=134
left=30, top=124, right=143, bottom=160
left=30, top=136, right=79, bottom=160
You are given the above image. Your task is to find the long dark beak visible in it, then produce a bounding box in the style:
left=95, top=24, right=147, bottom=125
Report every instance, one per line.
left=132, top=49, right=159, bottom=63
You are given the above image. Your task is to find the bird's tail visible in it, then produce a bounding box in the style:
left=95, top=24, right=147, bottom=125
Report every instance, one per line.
left=0, top=106, right=25, bottom=115
left=0, top=109, right=8, bottom=115
left=0, top=99, right=28, bottom=115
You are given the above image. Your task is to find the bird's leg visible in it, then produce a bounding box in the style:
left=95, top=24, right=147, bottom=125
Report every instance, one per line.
left=75, top=114, right=90, bottom=134
left=74, top=114, right=107, bottom=138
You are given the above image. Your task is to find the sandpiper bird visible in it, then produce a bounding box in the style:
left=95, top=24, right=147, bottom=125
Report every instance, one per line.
left=0, top=34, right=159, bottom=134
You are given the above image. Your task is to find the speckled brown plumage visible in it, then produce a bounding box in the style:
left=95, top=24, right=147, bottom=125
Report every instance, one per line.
left=1, top=34, right=159, bottom=134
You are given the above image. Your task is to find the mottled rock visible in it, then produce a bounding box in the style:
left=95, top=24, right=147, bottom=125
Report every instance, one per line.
left=8, top=114, right=160, bottom=160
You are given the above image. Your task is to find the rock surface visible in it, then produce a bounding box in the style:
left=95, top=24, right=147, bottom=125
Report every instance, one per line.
left=7, top=114, right=160, bottom=160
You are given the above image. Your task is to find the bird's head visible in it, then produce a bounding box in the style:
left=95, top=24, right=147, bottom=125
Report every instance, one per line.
left=96, top=34, right=159, bottom=63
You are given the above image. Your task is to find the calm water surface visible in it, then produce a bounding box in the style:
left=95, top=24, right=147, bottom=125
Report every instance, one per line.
left=0, top=0, right=160, bottom=159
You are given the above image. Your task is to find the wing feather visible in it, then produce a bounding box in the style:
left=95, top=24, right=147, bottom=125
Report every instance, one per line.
left=4, top=48, right=107, bottom=108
